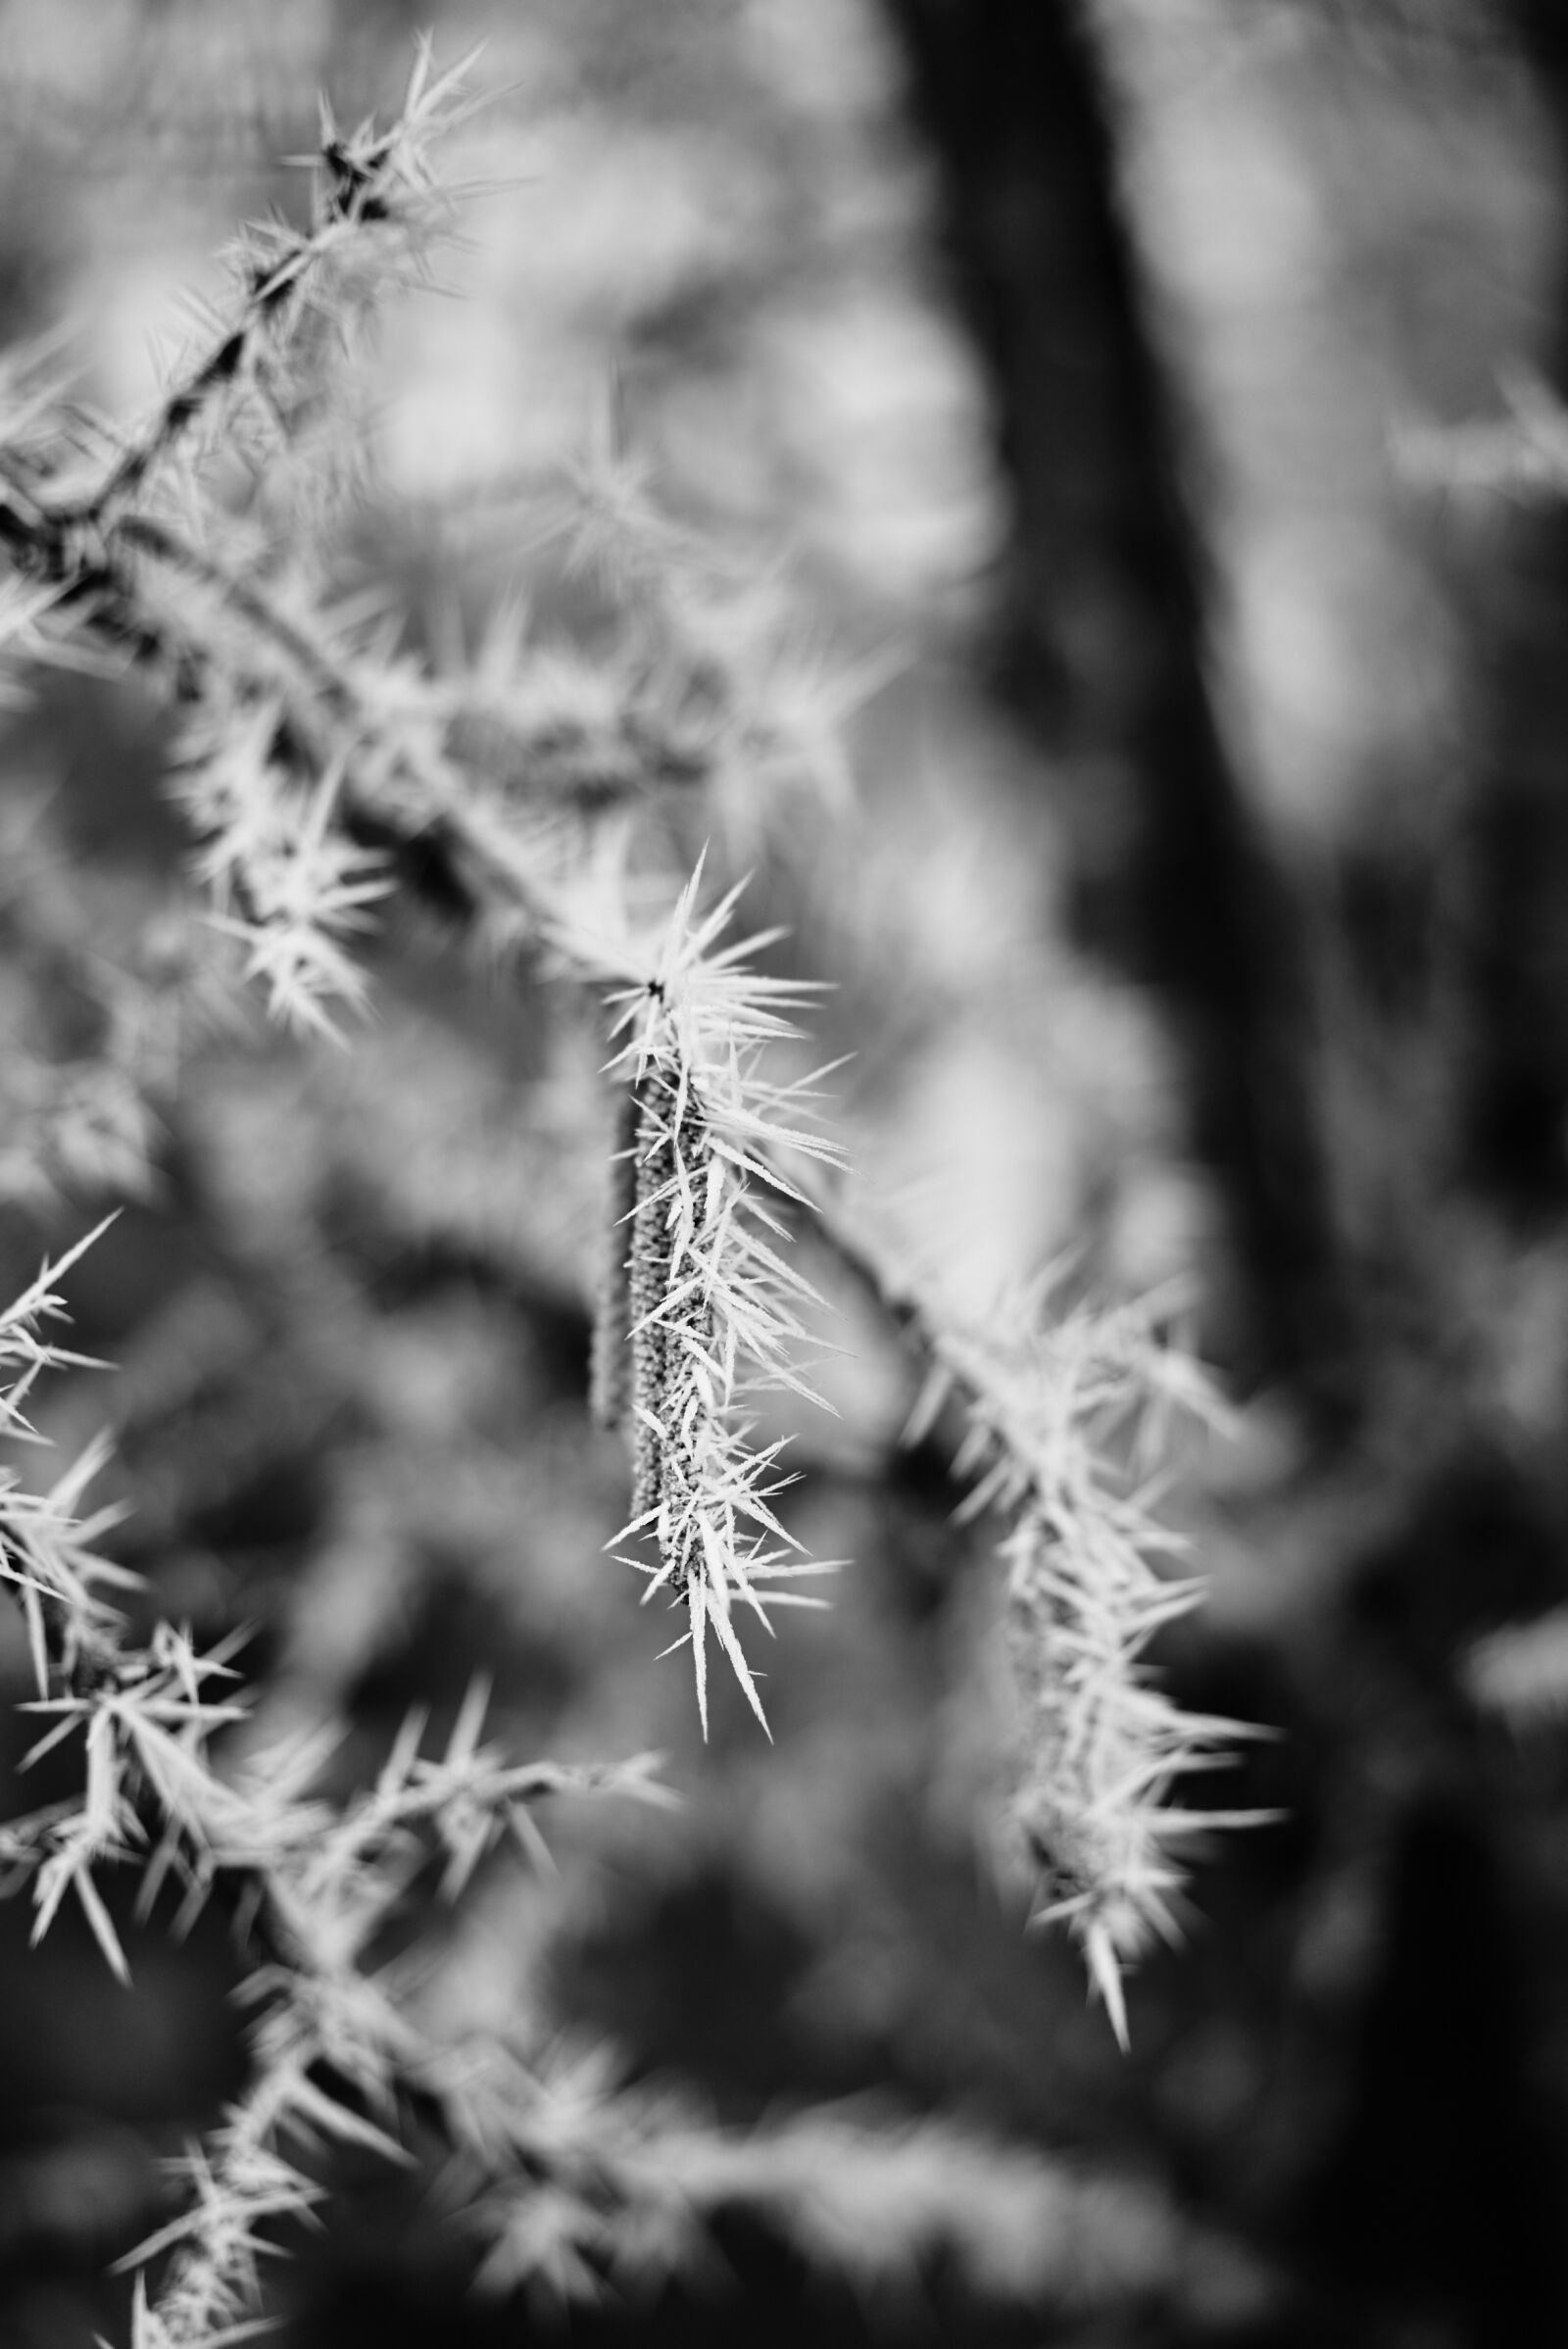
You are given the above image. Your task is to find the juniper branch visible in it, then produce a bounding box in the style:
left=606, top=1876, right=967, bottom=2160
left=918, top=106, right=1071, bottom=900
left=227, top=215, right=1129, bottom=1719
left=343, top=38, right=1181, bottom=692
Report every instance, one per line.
left=0, top=40, right=1254, bottom=2052
left=0, top=1240, right=668, bottom=2340
left=72, top=40, right=478, bottom=526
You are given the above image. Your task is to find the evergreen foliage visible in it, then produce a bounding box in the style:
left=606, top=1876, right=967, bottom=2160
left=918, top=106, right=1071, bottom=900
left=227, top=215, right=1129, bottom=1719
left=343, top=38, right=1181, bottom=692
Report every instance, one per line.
left=0, top=44, right=1250, bottom=2343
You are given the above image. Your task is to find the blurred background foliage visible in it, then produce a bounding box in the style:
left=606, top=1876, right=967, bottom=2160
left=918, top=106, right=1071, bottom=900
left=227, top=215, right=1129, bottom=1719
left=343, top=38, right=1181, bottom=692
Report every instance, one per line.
left=5, top=0, right=1568, bottom=2342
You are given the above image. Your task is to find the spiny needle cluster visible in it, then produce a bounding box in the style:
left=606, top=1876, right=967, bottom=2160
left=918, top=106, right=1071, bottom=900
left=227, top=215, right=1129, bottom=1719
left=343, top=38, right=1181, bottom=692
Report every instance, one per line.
left=7, top=1233, right=1150, bottom=2331
left=0, top=50, right=1256, bottom=2239
left=0, top=44, right=490, bottom=1042
left=81, top=36, right=478, bottom=523
left=0, top=38, right=854, bottom=1745
left=0, top=1239, right=666, bottom=2343
left=905, top=1283, right=1255, bottom=2045
left=0, top=49, right=859, bottom=1059
left=625, top=1061, right=715, bottom=1529
left=586, top=865, right=844, bottom=1735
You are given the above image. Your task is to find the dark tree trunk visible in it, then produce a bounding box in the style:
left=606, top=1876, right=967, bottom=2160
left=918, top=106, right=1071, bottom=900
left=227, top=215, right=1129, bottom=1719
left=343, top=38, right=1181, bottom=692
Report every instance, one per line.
left=882, top=0, right=1352, bottom=1405
left=882, top=7, right=1568, bottom=2336
left=1460, top=0, right=1568, bottom=1213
